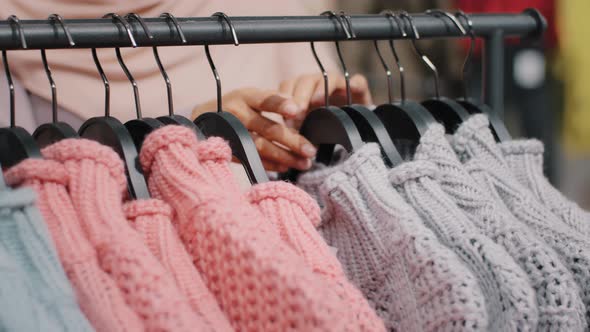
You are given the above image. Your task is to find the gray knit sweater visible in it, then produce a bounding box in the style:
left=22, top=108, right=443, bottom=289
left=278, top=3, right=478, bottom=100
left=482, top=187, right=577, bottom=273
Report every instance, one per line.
left=389, top=159, right=538, bottom=331
left=499, top=139, right=590, bottom=235
left=298, top=144, right=488, bottom=332
left=451, top=114, right=590, bottom=325
left=414, top=123, right=587, bottom=331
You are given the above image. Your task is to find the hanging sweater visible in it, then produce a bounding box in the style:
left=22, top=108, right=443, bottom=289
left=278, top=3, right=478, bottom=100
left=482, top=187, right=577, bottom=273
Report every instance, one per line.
left=0, top=191, right=68, bottom=332
left=451, top=114, right=590, bottom=324
left=499, top=139, right=590, bottom=234
left=389, top=159, right=538, bottom=331
left=414, top=124, right=587, bottom=330
left=193, top=136, right=385, bottom=332
left=6, top=159, right=144, bottom=332
left=298, top=143, right=488, bottom=332
left=139, top=125, right=352, bottom=332
left=0, top=185, right=93, bottom=332
left=42, top=138, right=207, bottom=332
left=123, top=199, right=233, bottom=332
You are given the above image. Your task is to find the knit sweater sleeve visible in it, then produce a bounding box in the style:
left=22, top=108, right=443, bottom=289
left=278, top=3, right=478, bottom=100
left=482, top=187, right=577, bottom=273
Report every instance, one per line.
left=452, top=114, right=590, bottom=325
left=389, top=159, right=538, bottom=331
left=6, top=158, right=144, bottom=332
left=499, top=139, right=590, bottom=233
left=42, top=138, right=203, bottom=332
left=124, top=198, right=233, bottom=332
left=414, top=124, right=587, bottom=330
left=139, top=125, right=351, bottom=332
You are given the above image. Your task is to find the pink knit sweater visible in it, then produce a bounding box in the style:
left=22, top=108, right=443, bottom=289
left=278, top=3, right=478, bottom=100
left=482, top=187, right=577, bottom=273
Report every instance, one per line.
left=5, top=158, right=144, bottom=332
left=42, top=138, right=208, bottom=332
left=140, top=125, right=352, bottom=332
left=195, top=137, right=386, bottom=332
left=123, top=199, right=233, bottom=331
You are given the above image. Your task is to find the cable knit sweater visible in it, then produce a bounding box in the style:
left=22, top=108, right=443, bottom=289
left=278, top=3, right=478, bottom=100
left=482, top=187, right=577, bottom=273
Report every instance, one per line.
left=298, top=143, right=489, bottom=332
left=193, top=136, right=385, bottom=332
left=390, top=159, right=538, bottom=331
left=0, top=192, right=68, bottom=332
left=6, top=159, right=144, bottom=332
left=0, top=186, right=93, bottom=332
left=139, top=125, right=352, bottom=332
left=452, top=114, right=590, bottom=324
left=123, top=199, right=233, bottom=332
left=499, top=139, right=590, bottom=235
left=42, top=138, right=206, bottom=332
left=414, top=124, right=587, bottom=331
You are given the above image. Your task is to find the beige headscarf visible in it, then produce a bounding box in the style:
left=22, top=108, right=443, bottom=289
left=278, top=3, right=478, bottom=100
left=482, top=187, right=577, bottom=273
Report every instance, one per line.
left=0, top=0, right=337, bottom=121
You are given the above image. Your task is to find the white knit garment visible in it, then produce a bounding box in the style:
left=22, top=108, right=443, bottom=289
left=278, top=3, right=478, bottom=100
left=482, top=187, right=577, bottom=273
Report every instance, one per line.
left=298, top=144, right=488, bottom=332
left=415, top=123, right=587, bottom=331
left=499, top=139, right=590, bottom=235
left=389, top=159, right=538, bottom=332
left=451, top=114, right=590, bottom=325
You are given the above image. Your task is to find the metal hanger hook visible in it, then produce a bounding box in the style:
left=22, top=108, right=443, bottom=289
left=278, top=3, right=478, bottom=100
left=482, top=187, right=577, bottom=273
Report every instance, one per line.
left=3, top=15, right=26, bottom=127
left=157, top=12, right=187, bottom=116
left=91, top=48, right=110, bottom=117
left=207, top=12, right=239, bottom=113
left=7, top=15, right=27, bottom=49
left=334, top=11, right=355, bottom=105
left=105, top=13, right=142, bottom=119
left=455, top=10, right=476, bottom=100
left=425, top=9, right=466, bottom=35
left=161, top=13, right=187, bottom=44
left=399, top=11, right=440, bottom=99
left=125, top=13, right=154, bottom=41
left=375, top=10, right=408, bottom=103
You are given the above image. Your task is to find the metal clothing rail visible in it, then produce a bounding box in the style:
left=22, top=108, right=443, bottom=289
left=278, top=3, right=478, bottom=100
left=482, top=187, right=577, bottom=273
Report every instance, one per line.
left=0, top=10, right=547, bottom=115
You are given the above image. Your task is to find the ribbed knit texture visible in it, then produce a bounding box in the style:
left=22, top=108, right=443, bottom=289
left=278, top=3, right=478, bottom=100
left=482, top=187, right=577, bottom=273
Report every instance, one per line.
left=42, top=138, right=205, bottom=332
left=195, top=136, right=385, bottom=331
left=0, top=185, right=94, bottom=332
left=298, top=143, right=489, bottom=332
left=124, top=198, right=233, bottom=332
left=452, top=114, right=590, bottom=325
left=6, top=159, right=144, bottom=332
left=0, top=196, right=65, bottom=332
left=415, top=123, right=587, bottom=331
left=390, top=159, right=538, bottom=331
left=139, top=125, right=351, bottom=332
left=499, top=139, right=590, bottom=235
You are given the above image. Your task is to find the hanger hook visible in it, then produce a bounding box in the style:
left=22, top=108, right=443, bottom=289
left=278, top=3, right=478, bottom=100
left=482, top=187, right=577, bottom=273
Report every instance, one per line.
left=3, top=15, right=26, bottom=128
left=331, top=11, right=355, bottom=105
left=399, top=11, right=440, bottom=99
left=104, top=13, right=142, bottom=119
left=455, top=10, right=475, bottom=100
left=206, top=12, right=239, bottom=113
left=91, top=48, right=110, bottom=118
left=425, top=9, right=466, bottom=35
left=375, top=10, right=408, bottom=103
left=161, top=13, right=187, bottom=44
left=48, top=14, right=75, bottom=47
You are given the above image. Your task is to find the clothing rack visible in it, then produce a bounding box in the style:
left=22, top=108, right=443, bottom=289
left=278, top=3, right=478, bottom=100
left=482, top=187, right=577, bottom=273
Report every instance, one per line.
left=0, top=10, right=546, bottom=116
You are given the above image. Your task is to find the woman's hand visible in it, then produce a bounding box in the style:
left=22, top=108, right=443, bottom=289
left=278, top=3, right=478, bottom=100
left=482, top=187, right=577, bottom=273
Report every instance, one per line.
left=192, top=88, right=315, bottom=172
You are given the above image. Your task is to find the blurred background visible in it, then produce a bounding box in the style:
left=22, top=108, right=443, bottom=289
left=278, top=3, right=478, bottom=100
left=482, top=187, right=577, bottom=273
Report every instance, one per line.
left=327, top=0, right=590, bottom=209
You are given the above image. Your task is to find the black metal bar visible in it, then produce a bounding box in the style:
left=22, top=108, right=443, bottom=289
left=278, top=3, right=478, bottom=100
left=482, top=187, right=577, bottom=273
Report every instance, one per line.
left=483, top=29, right=505, bottom=117
left=0, top=12, right=545, bottom=50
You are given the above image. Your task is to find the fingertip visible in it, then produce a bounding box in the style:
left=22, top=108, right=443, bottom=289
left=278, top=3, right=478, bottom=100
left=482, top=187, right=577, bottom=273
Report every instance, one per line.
left=281, top=101, right=300, bottom=117
left=301, top=143, right=317, bottom=158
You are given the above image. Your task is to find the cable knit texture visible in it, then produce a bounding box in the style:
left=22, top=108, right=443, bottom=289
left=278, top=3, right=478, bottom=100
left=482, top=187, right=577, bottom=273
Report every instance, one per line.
left=390, top=159, right=538, bottom=331
left=139, top=125, right=352, bottom=332
left=0, top=193, right=68, bottom=331
left=499, top=139, right=590, bottom=234
left=42, top=138, right=205, bottom=332
left=415, top=123, right=587, bottom=331
left=6, top=159, right=144, bottom=332
left=246, top=181, right=386, bottom=332
left=0, top=185, right=93, bottom=332
left=298, top=143, right=489, bottom=332
left=452, top=114, right=590, bottom=325
left=124, top=198, right=233, bottom=332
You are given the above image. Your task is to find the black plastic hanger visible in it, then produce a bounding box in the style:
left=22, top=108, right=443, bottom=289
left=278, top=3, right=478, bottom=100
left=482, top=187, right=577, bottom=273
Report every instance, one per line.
left=78, top=14, right=150, bottom=199
left=0, top=15, right=42, bottom=168
left=154, top=13, right=205, bottom=139
left=400, top=11, right=470, bottom=134
left=33, top=14, right=79, bottom=148
left=292, top=12, right=363, bottom=168
left=373, top=11, right=435, bottom=158
left=111, top=13, right=164, bottom=150
left=193, top=12, right=268, bottom=184
left=335, top=12, right=403, bottom=166
left=454, top=10, right=511, bottom=142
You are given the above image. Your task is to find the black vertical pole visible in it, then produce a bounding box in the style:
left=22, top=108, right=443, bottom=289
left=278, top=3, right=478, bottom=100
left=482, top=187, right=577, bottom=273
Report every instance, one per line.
left=483, top=29, right=505, bottom=118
